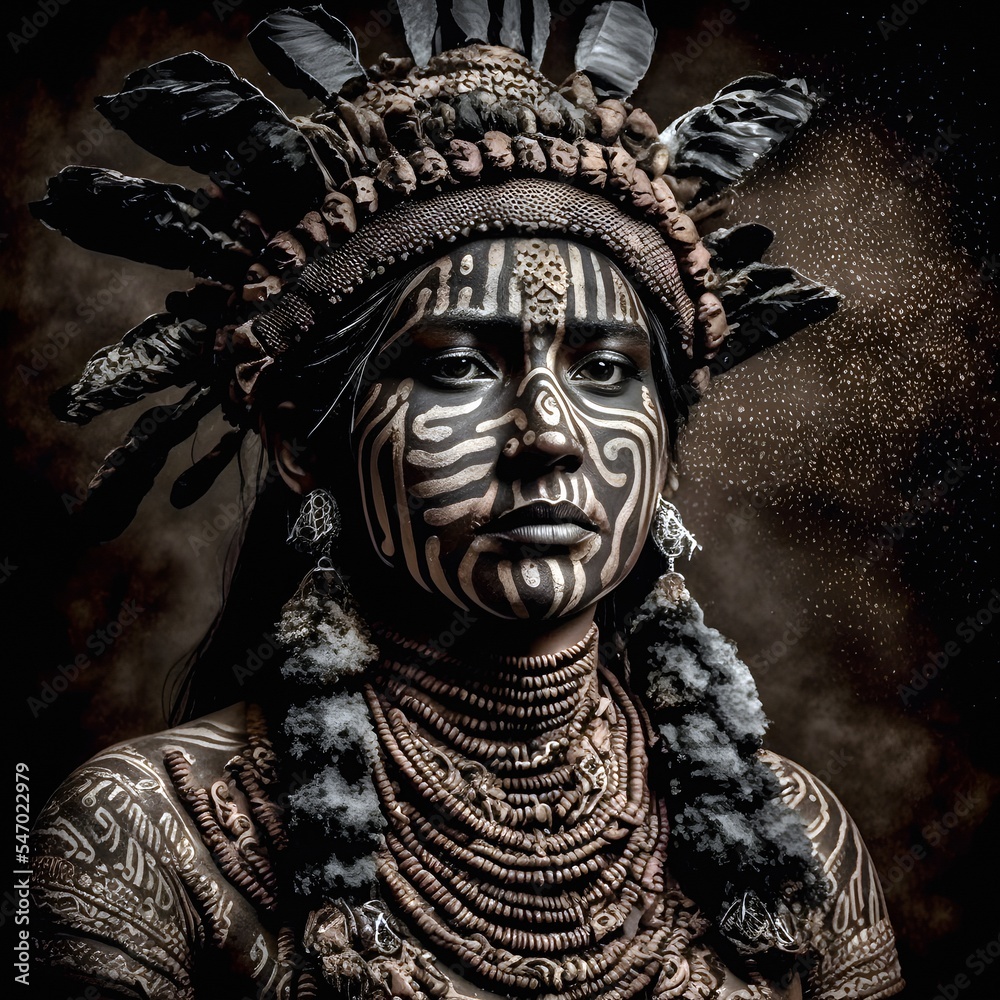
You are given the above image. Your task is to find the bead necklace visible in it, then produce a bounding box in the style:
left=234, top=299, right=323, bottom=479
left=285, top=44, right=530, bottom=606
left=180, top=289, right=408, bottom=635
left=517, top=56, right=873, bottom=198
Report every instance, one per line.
left=363, top=626, right=719, bottom=999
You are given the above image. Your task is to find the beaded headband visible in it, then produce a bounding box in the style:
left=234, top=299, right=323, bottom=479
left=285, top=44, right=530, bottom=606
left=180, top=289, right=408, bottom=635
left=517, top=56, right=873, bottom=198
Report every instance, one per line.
left=32, top=1, right=838, bottom=539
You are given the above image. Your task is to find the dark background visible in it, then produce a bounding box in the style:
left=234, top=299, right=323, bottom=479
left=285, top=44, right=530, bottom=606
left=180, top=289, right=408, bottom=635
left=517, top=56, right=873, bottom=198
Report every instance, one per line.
left=2, top=1, right=998, bottom=996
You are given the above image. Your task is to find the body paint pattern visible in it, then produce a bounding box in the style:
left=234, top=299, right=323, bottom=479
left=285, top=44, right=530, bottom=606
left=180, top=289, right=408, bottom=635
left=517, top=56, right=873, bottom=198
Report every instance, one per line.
left=352, top=237, right=670, bottom=620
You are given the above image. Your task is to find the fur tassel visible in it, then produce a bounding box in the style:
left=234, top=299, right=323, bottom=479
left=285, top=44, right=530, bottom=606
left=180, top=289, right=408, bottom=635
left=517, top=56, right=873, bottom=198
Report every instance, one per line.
left=627, top=572, right=826, bottom=954
left=249, top=7, right=368, bottom=105
left=275, top=569, right=384, bottom=898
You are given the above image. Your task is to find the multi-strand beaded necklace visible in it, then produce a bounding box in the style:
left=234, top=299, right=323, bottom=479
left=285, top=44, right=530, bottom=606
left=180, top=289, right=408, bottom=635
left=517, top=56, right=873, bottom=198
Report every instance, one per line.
left=364, top=625, right=720, bottom=1000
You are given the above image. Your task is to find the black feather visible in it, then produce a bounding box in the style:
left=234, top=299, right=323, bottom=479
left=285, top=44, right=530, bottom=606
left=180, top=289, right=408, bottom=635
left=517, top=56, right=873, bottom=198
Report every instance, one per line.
left=712, top=262, right=840, bottom=373
left=77, top=387, right=219, bottom=542
left=164, top=284, right=234, bottom=324
left=660, top=75, right=818, bottom=202
left=95, top=52, right=325, bottom=225
left=249, top=7, right=367, bottom=105
left=170, top=428, right=246, bottom=509
left=50, top=313, right=214, bottom=425
left=31, top=167, right=252, bottom=283
left=703, top=223, right=774, bottom=270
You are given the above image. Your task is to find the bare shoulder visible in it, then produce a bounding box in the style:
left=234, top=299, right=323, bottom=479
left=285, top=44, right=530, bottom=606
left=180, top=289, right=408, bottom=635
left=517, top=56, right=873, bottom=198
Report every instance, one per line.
left=31, top=704, right=253, bottom=999
left=760, top=750, right=905, bottom=999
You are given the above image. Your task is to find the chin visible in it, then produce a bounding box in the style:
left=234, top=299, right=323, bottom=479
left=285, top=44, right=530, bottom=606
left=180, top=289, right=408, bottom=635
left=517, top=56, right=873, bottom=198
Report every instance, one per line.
left=451, top=550, right=599, bottom=620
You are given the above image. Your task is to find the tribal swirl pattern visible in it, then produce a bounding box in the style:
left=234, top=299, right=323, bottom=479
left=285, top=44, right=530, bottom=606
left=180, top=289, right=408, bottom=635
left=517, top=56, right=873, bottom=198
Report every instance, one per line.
left=351, top=236, right=670, bottom=620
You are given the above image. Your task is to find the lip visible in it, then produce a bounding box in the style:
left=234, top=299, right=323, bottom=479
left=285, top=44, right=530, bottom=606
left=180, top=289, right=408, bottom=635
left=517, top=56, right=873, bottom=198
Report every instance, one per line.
left=476, top=501, right=599, bottom=546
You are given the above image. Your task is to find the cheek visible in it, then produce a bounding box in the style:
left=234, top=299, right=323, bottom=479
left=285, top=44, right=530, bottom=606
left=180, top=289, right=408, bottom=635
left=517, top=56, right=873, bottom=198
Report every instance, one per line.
left=398, top=392, right=503, bottom=547
left=352, top=379, right=416, bottom=562
left=574, top=385, right=669, bottom=585
left=576, top=386, right=668, bottom=513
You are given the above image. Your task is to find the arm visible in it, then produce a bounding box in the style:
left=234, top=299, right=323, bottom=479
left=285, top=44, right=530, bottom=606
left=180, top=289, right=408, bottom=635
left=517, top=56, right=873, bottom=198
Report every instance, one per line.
left=31, top=744, right=203, bottom=999
left=761, top=751, right=904, bottom=1000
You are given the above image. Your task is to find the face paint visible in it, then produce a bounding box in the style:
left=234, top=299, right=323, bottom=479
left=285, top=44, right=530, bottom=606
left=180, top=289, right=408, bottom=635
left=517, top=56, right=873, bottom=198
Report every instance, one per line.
left=350, top=237, right=671, bottom=620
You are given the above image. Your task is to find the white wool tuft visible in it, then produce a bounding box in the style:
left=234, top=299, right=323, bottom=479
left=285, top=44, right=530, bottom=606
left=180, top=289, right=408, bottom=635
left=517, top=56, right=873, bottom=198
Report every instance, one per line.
left=283, top=692, right=378, bottom=762
left=288, top=763, right=385, bottom=836
left=278, top=590, right=378, bottom=685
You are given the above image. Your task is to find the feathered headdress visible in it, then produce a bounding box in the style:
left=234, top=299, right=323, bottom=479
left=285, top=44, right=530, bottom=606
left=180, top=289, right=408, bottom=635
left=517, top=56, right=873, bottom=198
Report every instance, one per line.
left=32, top=0, right=837, bottom=541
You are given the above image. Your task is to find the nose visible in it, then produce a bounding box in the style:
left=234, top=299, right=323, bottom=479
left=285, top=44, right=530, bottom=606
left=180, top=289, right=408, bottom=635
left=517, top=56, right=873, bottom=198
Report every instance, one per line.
left=499, top=377, right=585, bottom=478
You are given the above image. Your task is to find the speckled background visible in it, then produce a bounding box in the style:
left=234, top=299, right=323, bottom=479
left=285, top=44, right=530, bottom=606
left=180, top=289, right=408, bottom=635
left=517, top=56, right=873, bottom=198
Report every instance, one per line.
left=3, top=2, right=998, bottom=995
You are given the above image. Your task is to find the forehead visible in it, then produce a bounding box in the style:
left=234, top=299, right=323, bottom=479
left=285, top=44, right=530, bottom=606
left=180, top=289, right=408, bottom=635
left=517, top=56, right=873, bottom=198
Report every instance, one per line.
left=391, top=236, right=649, bottom=329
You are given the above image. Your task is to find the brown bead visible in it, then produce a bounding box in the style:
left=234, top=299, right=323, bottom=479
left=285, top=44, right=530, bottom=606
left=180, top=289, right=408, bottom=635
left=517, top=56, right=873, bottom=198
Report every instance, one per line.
left=664, top=212, right=700, bottom=247
left=606, top=146, right=637, bottom=193
left=376, top=152, right=419, bottom=196
left=513, top=135, right=546, bottom=174
left=320, top=190, right=358, bottom=236
left=409, top=147, right=452, bottom=188
left=592, top=99, right=627, bottom=141
left=558, top=71, right=598, bottom=110
left=541, top=136, right=579, bottom=179
left=265, top=231, right=306, bottom=269
left=577, top=140, right=608, bottom=188
left=295, top=210, right=329, bottom=246
left=445, top=139, right=484, bottom=181
left=478, top=130, right=516, bottom=172
left=697, top=292, right=728, bottom=357
left=343, top=176, right=378, bottom=215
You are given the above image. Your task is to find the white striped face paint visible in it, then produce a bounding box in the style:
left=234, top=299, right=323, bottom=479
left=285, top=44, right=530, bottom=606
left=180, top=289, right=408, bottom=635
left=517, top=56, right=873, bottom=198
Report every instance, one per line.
left=350, top=238, right=671, bottom=620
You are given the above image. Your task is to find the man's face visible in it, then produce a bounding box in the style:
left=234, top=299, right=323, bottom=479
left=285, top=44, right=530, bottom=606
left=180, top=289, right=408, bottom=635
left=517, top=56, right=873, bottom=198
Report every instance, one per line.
left=350, top=237, right=671, bottom=620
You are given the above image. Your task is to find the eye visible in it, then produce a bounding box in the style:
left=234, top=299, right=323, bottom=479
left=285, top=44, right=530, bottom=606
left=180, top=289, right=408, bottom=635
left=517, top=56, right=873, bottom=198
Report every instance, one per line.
left=570, top=353, right=640, bottom=392
left=421, top=351, right=497, bottom=387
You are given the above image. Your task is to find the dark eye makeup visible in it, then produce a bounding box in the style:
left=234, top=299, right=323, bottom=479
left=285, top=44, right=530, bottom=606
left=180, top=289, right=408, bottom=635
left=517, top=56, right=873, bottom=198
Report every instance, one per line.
left=419, top=350, right=499, bottom=387
left=568, top=352, right=643, bottom=393
left=417, top=345, right=645, bottom=393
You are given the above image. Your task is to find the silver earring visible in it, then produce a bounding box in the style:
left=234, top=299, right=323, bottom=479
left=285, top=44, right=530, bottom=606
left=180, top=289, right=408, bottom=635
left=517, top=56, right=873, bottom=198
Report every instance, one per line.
left=287, top=488, right=341, bottom=562
left=651, top=496, right=700, bottom=574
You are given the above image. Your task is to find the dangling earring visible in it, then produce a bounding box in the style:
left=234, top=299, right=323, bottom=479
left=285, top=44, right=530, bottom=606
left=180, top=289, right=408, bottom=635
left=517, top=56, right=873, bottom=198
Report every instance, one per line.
left=275, top=487, right=384, bottom=915
left=631, top=499, right=816, bottom=956
left=287, top=488, right=341, bottom=563
left=278, top=487, right=376, bottom=687
left=650, top=496, right=700, bottom=604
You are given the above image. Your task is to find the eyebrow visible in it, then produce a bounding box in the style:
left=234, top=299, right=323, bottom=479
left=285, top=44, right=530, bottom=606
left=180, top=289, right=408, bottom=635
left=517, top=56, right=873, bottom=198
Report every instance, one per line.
left=395, top=311, right=653, bottom=348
